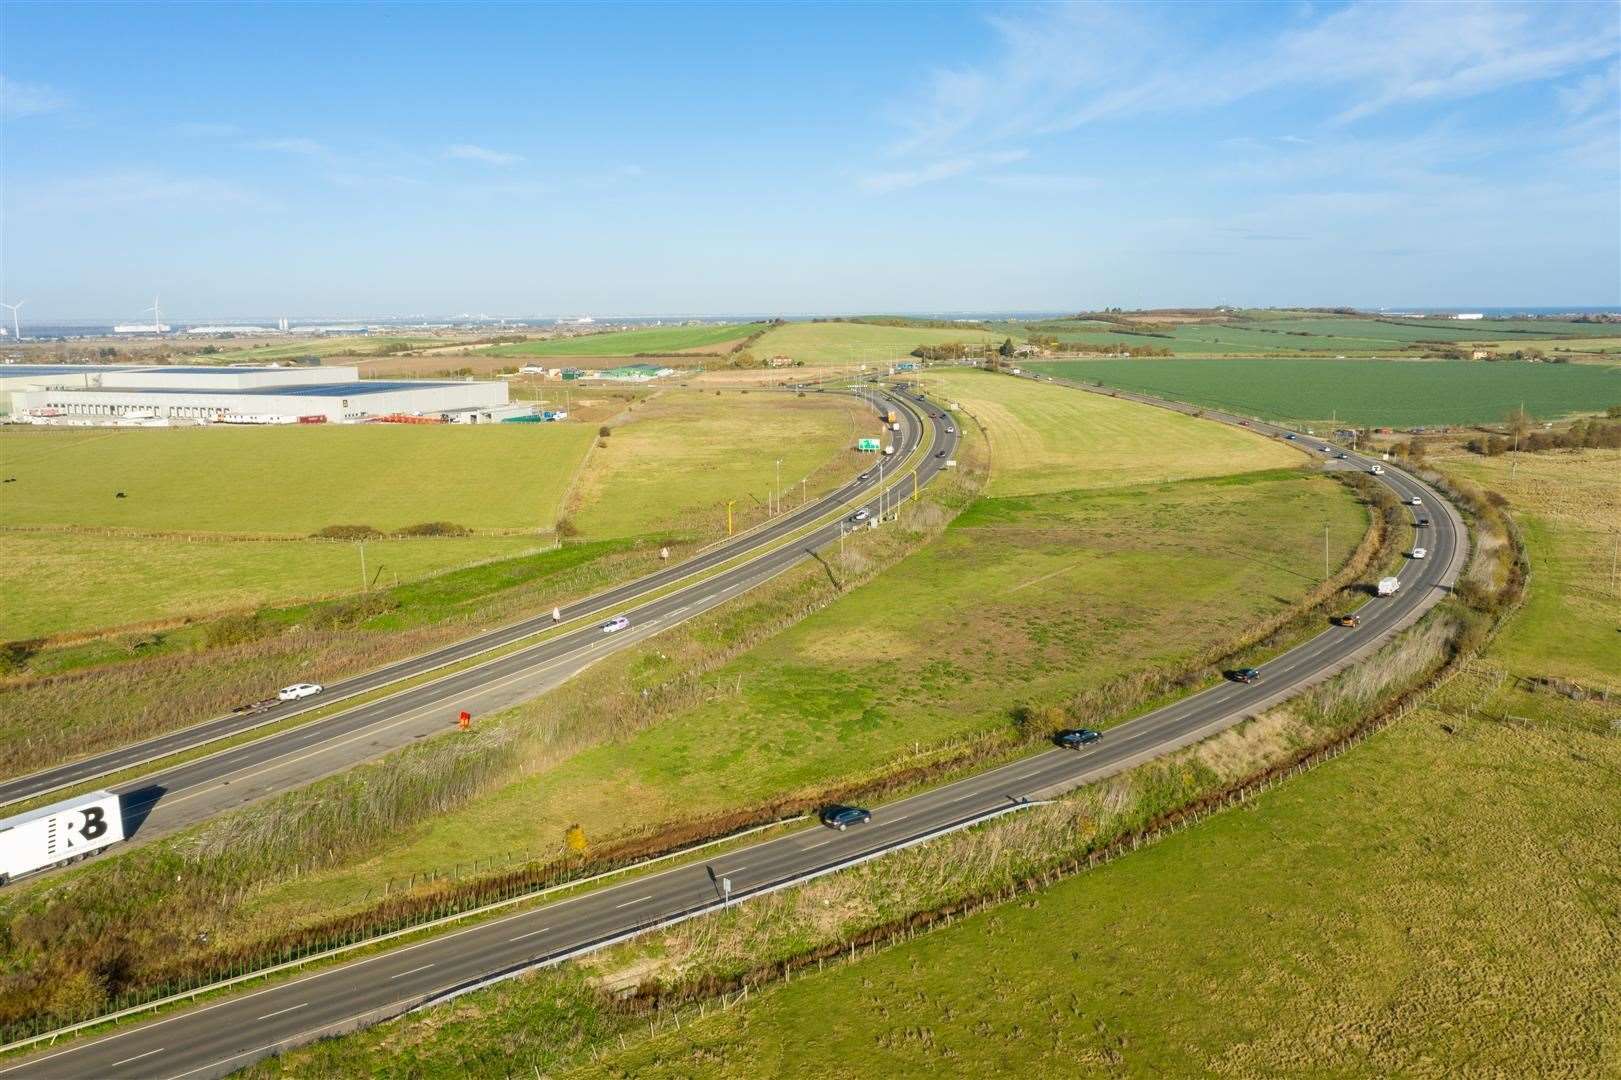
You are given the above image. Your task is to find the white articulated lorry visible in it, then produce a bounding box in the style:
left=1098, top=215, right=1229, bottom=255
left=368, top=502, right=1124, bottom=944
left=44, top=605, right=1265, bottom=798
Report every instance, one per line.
left=0, top=790, right=124, bottom=886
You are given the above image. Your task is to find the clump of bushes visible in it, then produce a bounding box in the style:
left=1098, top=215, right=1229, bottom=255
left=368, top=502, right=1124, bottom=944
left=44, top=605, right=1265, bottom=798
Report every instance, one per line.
left=312, top=524, right=383, bottom=540
left=393, top=521, right=470, bottom=537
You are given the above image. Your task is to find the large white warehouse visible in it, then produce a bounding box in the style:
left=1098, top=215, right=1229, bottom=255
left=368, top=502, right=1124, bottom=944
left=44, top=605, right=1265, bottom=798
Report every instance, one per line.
left=3, top=364, right=512, bottom=425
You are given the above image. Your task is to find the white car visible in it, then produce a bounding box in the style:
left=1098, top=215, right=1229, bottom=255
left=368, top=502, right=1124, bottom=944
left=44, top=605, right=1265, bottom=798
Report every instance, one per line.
left=1410, top=547, right=1428, bottom=560
left=278, top=682, right=323, bottom=702
left=850, top=509, right=871, bottom=523
left=1407, top=496, right=1423, bottom=506
left=600, top=615, right=630, bottom=634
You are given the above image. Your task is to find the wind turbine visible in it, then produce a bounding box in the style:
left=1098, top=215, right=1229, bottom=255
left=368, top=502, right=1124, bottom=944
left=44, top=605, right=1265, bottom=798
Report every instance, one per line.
left=145, top=296, right=163, bottom=334
left=0, top=300, right=22, bottom=341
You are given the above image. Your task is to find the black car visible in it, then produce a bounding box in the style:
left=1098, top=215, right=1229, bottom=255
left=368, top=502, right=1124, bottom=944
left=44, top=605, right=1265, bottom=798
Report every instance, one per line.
left=1229, top=667, right=1262, bottom=684
left=1416, top=517, right=1430, bottom=527
left=935, top=449, right=947, bottom=458
left=1055, top=728, right=1102, bottom=749
left=819, top=805, right=872, bottom=830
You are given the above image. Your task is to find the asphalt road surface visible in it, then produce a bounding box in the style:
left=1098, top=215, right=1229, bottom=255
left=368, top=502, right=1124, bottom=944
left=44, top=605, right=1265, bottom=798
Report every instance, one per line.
left=0, top=388, right=953, bottom=846
left=1, top=375, right=1466, bottom=1079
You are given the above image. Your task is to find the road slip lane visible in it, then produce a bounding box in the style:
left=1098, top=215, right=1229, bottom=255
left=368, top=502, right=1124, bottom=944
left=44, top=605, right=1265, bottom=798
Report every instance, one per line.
left=0, top=378, right=1464, bottom=1079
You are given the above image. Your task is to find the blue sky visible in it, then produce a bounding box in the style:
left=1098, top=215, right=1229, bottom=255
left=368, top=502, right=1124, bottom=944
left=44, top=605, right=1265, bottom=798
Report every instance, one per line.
left=2, top=1, right=1618, bottom=320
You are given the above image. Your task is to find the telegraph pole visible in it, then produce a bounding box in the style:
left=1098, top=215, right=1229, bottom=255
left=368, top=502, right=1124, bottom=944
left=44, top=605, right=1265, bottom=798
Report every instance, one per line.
left=1324, top=523, right=1330, bottom=580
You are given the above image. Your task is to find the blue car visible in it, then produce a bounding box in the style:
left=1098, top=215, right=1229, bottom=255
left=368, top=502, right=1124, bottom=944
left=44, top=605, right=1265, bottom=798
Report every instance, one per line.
left=819, top=805, right=872, bottom=830
left=1055, top=728, right=1102, bottom=749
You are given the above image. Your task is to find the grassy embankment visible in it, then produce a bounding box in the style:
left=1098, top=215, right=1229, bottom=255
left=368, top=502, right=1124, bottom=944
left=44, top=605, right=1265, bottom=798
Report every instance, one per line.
left=486, top=324, right=764, bottom=358
left=0, top=391, right=862, bottom=777
left=1033, top=356, right=1621, bottom=428
left=0, top=372, right=1370, bottom=1039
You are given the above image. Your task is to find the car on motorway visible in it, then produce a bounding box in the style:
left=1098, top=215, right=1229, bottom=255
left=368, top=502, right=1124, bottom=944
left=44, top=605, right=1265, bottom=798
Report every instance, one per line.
left=600, top=615, right=631, bottom=633
left=935, top=449, right=947, bottom=458
left=1054, top=728, right=1102, bottom=749
left=1237, top=420, right=1249, bottom=426
left=1416, top=517, right=1430, bottom=527
left=1336, top=452, right=1348, bottom=459
left=945, top=426, right=956, bottom=434
left=850, top=509, right=871, bottom=523
left=819, top=804, right=872, bottom=830
left=277, top=682, right=323, bottom=702
left=1410, top=547, right=1428, bottom=560
left=1228, top=667, right=1262, bottom=684
left=858, top=472, right=871, bottom=481
left=1407, top=496, right=1423, bottom=506
left=1369, top=464, right=1385, bottom=475
left=1284, top=433, right=1297, bottom=440
left=1333, top=614, right=1362, bottom=628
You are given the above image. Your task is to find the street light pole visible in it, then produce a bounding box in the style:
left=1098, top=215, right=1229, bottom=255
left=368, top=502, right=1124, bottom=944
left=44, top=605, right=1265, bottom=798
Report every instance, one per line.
left=775, top=458, right=782, bottom=516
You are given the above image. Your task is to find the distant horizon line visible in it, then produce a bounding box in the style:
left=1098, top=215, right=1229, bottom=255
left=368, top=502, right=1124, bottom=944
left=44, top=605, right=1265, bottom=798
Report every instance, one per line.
left=14, top=303, right=1621, bottom=329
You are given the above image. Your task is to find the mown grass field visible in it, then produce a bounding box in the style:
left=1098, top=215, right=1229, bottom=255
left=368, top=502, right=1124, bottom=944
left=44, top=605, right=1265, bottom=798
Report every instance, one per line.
left=568, top=389, right=880, bottom=539
left=234, top=375, right=1361, bottom=929
left=0, top=532, right=550, bottom=640
left=1032, top=357, right=1621, bottom=426
left=0, top=424, right=592, bottom=638
left=486, top=324, right=763, bottom=358
left=749, top=322, right=1006, bottom=365
left=915, top=368, right=1297, bottom=493
left=0, top=424, right=592, bottom=535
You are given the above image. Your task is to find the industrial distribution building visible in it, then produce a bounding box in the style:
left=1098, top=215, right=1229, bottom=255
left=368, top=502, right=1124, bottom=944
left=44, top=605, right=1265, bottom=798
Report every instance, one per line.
left=2, top=364, right=515, bottom=425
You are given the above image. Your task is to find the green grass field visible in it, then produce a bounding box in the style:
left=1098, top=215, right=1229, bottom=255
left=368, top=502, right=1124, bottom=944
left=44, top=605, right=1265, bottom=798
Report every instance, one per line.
left=0, top=532, right=551, bottom=640
left=486, top=324, right=762, bottom=358
left=1013, top=315, right=1621, bottom=358
left=1031, top=357, right=1621, bottom=426
left=749, top=322, right=1008, bottom=365
left=0, top=424, right=594, bottom=637
left=916, top=369, right=1297, bottom=494
left=0, top=424, right=593, bottom=535
left=568, top=390, right=880, bottom=539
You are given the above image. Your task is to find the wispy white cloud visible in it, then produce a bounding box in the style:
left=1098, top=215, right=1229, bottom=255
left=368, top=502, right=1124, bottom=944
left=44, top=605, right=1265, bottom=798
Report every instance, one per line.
left=1, top=75, right=68, bottom=119
left=445, top=143, right=522, bottom=166
left=18, top=171, right=273, bottom=213
left=246, top=137, right=328, bottom=157
left=885, top=1, right=1619, bottom=154
left=1557, top=61, right=1620, bottom=118
left=177, top=121, right=240, bottom=138
left=860, top=149, right=1028, bottom=194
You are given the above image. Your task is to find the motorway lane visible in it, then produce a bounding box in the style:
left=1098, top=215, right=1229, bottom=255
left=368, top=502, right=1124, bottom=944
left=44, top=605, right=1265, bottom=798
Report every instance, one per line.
left=0, top=387, right=932, bottom=810
left=1, top=378, right=1466, bottom=1080
left=1, top=391, right=957, bottom=854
